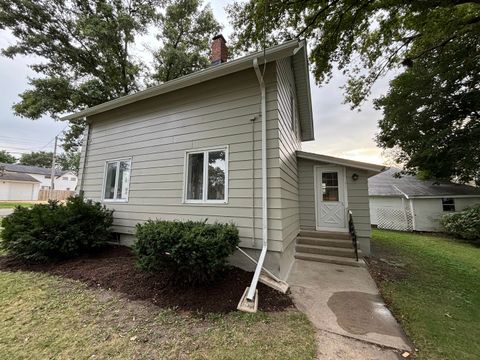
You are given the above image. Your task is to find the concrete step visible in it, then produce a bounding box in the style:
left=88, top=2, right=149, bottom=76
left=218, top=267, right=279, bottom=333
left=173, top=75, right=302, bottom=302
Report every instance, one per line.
left=296, top=236, right=352, bottom=248
left=295, top=243, right=361, bottom=259
left=294, top=252, right=364, bottom=267
left=299, top=230, right=350, bottom=240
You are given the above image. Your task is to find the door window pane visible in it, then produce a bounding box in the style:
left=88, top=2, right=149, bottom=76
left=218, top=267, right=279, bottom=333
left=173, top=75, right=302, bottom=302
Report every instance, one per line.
left=322, top=172, right=339, bottom=201
left=207, top=151, right=226, bottom=200
left=187, top=153, right=204, bottom=200
left=104, top=162, right=117, bottom=199
left=117, top=161, right=131, bottom=200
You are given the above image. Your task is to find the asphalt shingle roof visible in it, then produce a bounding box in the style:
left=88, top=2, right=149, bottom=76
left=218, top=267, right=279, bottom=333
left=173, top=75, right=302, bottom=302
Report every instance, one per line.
left=0, top=163, right=64, bottom=176
left=368, top=168, right=480, bottom=198
left=0, top=171, right=40, bottom=183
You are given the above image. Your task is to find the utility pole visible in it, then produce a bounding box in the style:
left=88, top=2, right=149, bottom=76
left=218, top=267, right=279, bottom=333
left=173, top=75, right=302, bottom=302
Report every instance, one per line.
left=50, top=136, right=58, bottom=194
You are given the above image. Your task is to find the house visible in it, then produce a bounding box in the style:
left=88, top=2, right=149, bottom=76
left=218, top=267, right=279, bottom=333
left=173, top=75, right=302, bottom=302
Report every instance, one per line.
left=0, top=163, right=78, bottom=200
left=369, top=168, right=480, bottom=232
left=64, top=36, right=383, bottom=290
left=0, top=170, right=40, bottom=201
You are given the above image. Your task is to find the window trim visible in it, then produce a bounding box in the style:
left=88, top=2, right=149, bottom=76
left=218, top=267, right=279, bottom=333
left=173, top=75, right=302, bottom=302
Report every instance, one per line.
left=183, top=146, right=229, bottom=204
left=101, top=158, right=132, bottom=203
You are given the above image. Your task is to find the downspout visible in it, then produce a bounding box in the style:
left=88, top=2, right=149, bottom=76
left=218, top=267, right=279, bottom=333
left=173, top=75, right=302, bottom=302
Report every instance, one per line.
left=246, top=57, right=268, bottom=302
left=78, top=119, right=90, bottom=198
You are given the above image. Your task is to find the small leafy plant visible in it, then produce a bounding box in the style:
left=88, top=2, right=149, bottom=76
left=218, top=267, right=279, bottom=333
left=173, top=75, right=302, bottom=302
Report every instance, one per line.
left=441, top=204, right=480, bottom=242
left=134, top=219, right=239, bottom=284
left=1, top=196, right=114, bottom=261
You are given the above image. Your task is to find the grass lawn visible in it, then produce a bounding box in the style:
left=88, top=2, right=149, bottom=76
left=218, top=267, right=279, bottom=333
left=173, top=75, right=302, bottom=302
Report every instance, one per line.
left=0, top=270, right=316, bottom=359
left=0, top=202, right=33, bottom=209
left=370, top=229, right=480, bottom=360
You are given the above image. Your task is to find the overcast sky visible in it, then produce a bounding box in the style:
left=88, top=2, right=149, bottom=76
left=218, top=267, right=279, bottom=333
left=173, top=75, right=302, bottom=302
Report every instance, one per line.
left=0, top=0, right=389, bottom=164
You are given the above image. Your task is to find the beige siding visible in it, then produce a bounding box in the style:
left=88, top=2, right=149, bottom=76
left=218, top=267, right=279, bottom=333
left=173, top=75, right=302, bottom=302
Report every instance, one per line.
left=297, top=158, right=372, bottom=254
left=79, top=65, right=293, bottom=251
left=276, top=58, right=301, bottom=252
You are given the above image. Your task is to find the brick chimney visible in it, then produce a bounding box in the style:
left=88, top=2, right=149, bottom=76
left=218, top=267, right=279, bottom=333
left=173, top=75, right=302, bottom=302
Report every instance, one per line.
left=211, top=34, right=228, bottom=65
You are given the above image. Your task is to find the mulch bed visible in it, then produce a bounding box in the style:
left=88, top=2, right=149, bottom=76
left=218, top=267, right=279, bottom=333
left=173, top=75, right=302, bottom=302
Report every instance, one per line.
left=0, top=245, right=293, bottom=313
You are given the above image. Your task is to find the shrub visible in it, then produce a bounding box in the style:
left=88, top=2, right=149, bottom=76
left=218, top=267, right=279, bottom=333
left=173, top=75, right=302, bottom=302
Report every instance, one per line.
left=1, top=196, right=114, bottom=261
left=134, top=219, right=239, bottom=284
left=440, top=204, right=480, bottom=242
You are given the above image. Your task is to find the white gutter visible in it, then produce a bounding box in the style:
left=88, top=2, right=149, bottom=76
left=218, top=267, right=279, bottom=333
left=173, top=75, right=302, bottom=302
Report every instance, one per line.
left=246, top=57, right=268, bottom=302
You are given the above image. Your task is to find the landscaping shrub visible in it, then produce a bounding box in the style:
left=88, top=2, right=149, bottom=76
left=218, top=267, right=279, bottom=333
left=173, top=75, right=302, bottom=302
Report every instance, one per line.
left=134, top=220, right=239, bottom=284
left=441, top=204, right=480, bottom=242
left=1, top=196, right=114, bottom=261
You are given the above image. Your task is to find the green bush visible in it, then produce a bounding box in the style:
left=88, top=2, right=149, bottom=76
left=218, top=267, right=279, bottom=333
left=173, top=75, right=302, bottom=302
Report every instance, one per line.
left=1, top=196, right=114, bottom=261
left=134, top=219, right=239, bottom=284
left=441, top=204, right=480, bottom=241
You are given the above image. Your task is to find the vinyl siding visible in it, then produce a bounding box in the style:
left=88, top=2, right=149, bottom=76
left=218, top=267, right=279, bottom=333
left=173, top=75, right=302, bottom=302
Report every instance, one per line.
left=79, top=65, right=290, bottom=252
left=276, top=58, right=302, bottom=251
left=297, top=158, right=372, bottom=254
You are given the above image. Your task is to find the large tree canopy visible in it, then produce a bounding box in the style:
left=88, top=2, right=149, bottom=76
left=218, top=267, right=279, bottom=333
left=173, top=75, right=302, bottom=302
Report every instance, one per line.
left=228, top=0, right=480, bottom=182
left=153, top=0, right=221, bottom=83
left=0, top=150, right=16, bottom=164
left=0, top=0, right=220, bottom=150
left=19, top=151, right=53, bottom=168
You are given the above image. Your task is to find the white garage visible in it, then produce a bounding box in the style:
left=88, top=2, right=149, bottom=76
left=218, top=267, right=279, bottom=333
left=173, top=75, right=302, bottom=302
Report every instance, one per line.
left=368, top=168, right=480, bottom=232
left=0, top=172, right=40, bottom=201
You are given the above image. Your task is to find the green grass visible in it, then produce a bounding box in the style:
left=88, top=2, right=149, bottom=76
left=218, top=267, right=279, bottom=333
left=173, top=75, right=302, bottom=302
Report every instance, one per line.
left=0, top=271, right=316, bottom=359
left=0, top=202, right=33, bottom=209
left=371, top=229, right=480, bottom=360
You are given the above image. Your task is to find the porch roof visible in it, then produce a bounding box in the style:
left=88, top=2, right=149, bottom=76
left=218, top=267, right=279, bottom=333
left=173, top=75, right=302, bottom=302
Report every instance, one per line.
left=296, top=151, right=385, bottom=173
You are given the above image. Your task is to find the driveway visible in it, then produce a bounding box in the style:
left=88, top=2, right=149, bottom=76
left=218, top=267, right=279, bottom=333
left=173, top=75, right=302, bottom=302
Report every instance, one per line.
left=288, top=260, right=412, bottom=358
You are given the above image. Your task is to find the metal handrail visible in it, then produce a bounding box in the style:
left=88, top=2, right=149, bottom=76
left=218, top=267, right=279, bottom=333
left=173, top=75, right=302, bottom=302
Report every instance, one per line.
left=348, top=210, right=359, bottom=261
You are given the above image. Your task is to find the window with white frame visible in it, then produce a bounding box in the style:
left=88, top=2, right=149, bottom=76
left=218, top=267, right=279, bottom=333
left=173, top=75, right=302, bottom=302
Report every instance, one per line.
left=184, top=148, right=228, bottom=203
left=103, top=159, right=131, bottom=201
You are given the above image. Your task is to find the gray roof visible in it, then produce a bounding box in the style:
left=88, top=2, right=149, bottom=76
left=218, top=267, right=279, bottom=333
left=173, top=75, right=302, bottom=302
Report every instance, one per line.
left=368, top=168, right=480, bottom=198
left=0, top=171, right=40, bottom=183
left=0, top=163, right=64, bottom=176
left=62, top=39, right=315, bottom=141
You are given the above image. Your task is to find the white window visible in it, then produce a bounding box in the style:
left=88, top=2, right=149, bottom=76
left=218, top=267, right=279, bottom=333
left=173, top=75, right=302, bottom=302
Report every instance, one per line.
left=102, top=159, right=132, bottom=202
left=62, top=176, right=68, bottom=180
left=184, top=147, right=228, bottom=203
left=70, top=177, right=76, bottom=181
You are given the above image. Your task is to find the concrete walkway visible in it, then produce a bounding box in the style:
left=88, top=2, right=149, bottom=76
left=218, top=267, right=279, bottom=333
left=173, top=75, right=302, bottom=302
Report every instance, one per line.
left=288, top=260, right=412, bottom=357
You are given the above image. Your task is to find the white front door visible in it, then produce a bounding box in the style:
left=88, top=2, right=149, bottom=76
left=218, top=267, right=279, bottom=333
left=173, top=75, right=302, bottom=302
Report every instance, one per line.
left=315, top=166, right=347, bottom=231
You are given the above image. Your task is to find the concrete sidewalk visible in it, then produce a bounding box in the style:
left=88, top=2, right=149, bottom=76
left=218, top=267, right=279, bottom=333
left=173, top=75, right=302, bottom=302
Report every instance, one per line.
left=0, top=209, right=14, bottom=217
left=288, top=260, right=412, bottom=357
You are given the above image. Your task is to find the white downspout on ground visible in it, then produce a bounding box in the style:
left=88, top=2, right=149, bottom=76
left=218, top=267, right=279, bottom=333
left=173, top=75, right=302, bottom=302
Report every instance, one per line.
left=246, top=57, right=268, bottom=303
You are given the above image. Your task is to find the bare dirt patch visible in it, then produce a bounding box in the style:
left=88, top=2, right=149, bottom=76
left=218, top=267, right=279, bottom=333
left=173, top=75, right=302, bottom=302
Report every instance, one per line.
left=0, top=245, right=293, bottom=313
left=365, top=241, right=408, bottom=285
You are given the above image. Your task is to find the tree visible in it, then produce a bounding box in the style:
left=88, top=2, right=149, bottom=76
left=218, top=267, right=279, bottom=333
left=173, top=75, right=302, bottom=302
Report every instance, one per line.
left=58, top=152, right=81, bottom=174
left=0, top=0, right=160, bottom=151
left=228, top=1, right=480, bottom=182
left=0, top=150, right=16, bottom=164
left=152, top=0, right=221, bottom=83
left=19, top=151, right=53, bottom=168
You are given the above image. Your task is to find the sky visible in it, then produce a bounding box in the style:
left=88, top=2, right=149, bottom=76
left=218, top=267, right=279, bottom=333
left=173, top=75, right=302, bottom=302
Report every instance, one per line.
left=0, top=0, right=389, bottom=164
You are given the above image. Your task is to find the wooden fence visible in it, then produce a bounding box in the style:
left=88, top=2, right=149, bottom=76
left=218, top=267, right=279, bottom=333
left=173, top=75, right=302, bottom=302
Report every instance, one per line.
left=38, top=190, right=76, bottom=201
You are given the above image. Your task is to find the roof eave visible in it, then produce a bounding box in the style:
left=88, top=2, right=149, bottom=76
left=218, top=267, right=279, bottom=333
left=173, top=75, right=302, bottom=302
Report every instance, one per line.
left=62, top=40, right=302, bottom=121
left=297, top=150, right=385, bottom=173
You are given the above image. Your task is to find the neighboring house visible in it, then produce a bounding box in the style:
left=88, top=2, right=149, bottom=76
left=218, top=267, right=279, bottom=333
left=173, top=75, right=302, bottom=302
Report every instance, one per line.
left=0, top=171, right=40, bottom=201
left=369, top=168, right=480, bottom=232
left=0, top=163, right=78, bottom=192
left=65, top=36, right=383, bottom=283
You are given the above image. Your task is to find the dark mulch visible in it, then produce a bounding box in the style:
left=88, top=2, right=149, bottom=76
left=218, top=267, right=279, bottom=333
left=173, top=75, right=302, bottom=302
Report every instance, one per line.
left=365, top=241, right=408, bottom=285
left=0, top=246, right=293, bottom=313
